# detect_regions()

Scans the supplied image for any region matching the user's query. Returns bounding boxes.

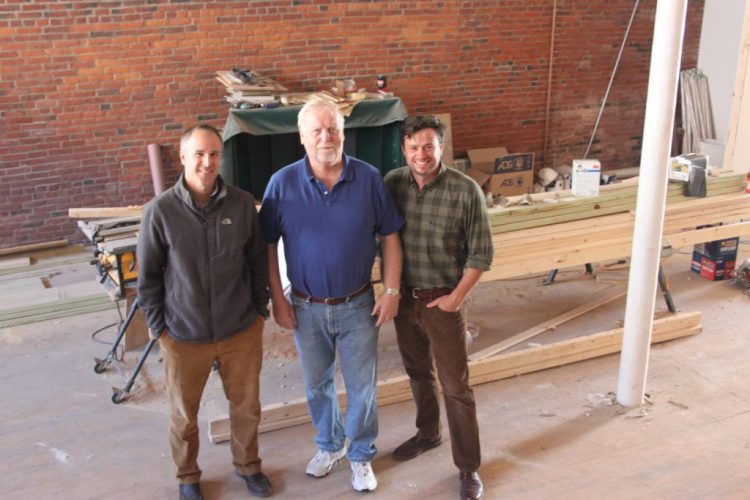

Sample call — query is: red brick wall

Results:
[0,0,704,247]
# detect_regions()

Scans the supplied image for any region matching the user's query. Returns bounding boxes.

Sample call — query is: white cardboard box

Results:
[571,159,601,196]
[669,153,707,182]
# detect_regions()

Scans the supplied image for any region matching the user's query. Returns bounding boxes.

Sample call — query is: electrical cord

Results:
[89,298,126,361]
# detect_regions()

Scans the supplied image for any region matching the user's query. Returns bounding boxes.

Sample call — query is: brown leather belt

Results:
[403,286,454,301]
[292,283,371,305]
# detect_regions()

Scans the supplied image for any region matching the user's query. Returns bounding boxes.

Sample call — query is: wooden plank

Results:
[68,207,143,219]
[208,311,701,443]
[97,224,141,239]
[0,256,31,271]
[0,239,69,257]
[723,0,750,169]
[665,220,750,248]
[468,288,627,361]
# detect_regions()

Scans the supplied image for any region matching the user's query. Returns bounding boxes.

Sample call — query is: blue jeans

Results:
[291,289,379,462]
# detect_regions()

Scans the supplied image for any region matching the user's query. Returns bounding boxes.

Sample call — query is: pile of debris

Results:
[216,68,288,109]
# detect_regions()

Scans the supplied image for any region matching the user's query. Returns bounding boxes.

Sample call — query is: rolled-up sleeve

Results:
[465,182,494,271]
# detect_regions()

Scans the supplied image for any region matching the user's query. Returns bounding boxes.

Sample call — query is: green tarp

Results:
[220,98,408,199]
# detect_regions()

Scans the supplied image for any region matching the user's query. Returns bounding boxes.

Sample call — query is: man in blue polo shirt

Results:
[259,98,403,493]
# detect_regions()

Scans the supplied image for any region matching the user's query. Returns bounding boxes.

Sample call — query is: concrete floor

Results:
[2,244,750,499]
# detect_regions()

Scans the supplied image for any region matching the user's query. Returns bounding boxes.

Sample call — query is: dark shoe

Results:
[392,434,443,461]
[459,471,484,500]
[236,471,273,498]
[179,482,203,500]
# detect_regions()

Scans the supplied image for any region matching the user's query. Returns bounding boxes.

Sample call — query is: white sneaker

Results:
[305,447,347,478]
[350,461,377,492]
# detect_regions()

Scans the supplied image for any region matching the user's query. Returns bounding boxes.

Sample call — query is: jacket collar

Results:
[174,173,227,210]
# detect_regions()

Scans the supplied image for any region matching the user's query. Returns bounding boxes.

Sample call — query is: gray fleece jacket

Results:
[136,174,269,343]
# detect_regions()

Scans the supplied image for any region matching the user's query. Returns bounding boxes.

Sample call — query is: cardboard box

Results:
[571,159,601,196]
[670,153,707,182]
[693,237,739,261]
[466,147,534,196]
[691,250,736,281]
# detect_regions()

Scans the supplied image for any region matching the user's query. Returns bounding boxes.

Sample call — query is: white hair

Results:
[297,98,344,131]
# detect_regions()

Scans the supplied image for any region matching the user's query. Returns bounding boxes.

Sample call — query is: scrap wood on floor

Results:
[0,239,69,257]
[207,310,702,443]
[468,286,627,361]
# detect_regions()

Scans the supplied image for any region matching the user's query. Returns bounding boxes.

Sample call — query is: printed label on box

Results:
[691,250,736,281]
[493,153,534,174]
[571,159,601,196]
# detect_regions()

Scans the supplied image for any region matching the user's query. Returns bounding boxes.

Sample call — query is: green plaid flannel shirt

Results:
[384,163,494,289]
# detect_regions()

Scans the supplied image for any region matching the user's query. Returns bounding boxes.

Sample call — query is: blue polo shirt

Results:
[260,154,404,298]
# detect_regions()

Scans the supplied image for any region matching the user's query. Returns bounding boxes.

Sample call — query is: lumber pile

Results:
[208,311,702,443]
[488,172,745,234]
[0,294,115,329]
[482,175,750,281]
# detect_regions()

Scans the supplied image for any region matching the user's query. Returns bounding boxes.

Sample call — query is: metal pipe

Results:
[147,143,166,196]
[542,0,558,168]
[617,0,688,407]
[584,0,640,160]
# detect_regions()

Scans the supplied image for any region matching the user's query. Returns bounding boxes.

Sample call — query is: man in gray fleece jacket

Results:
[137,124,271,500]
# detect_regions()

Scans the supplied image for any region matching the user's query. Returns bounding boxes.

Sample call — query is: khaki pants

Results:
[159,316,265,484]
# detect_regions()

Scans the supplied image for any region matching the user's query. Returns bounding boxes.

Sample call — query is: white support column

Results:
[617,0,688,407]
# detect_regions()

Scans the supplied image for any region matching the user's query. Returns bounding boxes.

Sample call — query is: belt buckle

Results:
[411,287,422,299]
[324,297,335,304]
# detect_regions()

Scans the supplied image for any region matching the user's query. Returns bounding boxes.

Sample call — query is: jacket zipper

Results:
[202,215,214,341]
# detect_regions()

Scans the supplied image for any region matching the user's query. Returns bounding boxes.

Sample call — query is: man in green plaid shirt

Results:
[384,115,493,500]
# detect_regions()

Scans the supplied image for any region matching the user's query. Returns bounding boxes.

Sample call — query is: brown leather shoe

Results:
[392,434,443,461]
[459,471,483,500]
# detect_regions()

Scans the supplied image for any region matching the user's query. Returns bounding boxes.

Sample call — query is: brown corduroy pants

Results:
[159,316,264,484]
[393,296,481,472]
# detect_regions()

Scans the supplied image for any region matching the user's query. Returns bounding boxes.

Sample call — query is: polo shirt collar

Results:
[302,153,354,183]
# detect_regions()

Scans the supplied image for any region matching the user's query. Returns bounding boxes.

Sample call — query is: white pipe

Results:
[616,0,688,407]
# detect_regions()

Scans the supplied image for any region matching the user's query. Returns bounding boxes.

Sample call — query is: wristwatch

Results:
[384,287,401,297]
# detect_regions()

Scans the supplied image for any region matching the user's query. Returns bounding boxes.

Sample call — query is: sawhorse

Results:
[542,264,677,313]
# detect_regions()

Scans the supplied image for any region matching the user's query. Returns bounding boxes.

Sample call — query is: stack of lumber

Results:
[75,216,140,247]
[489,173,745,234]
[0,294,115,328]
[483,175,750,281]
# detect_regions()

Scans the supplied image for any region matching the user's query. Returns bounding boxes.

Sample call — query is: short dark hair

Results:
[401,115,446,145]
[180,123,223,151]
